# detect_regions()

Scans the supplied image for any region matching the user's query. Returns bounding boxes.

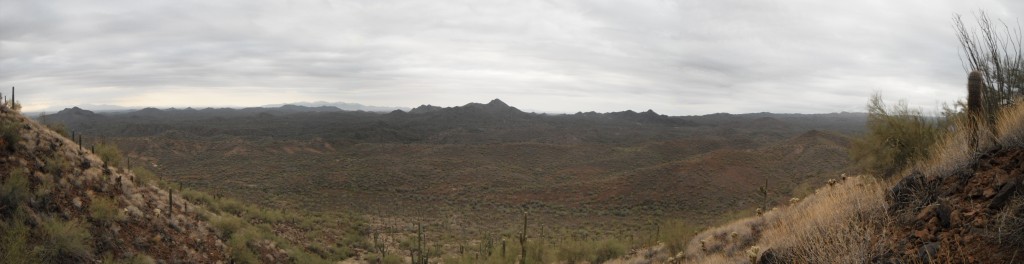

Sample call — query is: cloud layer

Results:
[1,0,1019,115]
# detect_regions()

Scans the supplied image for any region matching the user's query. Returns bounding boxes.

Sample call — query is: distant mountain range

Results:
[28,101,411,115]
[260,101,411,112]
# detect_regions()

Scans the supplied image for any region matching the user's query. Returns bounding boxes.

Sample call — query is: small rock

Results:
[918,242,940,262]
[950,211,962,227]
[988,181,1019,210]
[913,229,932,241]
[934,203,952,229]
[916,207,936,223]
[983,188,997,198]
[757,248,784,264]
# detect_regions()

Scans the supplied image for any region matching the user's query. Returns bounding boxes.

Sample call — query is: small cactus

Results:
[746,246,761,264]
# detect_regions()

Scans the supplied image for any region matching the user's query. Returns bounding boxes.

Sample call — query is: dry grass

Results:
[919,100,1024,177]
[994,100,1024,146]
[757,176,888,263]
[681,176,887,263]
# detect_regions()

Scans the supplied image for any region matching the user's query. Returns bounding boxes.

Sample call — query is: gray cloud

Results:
[0,0,1019,115]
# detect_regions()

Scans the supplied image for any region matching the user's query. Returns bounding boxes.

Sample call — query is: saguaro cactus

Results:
[519,210,528,264]
[968,70,985,148]
[968,70,984,116]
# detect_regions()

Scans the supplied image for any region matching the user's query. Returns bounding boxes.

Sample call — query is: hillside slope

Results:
[1,105,231,262]
[667,101,1024,263]
[1,104,362,262]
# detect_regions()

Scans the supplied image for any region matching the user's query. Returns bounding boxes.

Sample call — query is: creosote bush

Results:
[45,122,70,138]
[38,217,94,263]
[1,169,31,214]
[0,118,20,152]
[94,143,124,168]
[131,166,158,186]
[1,213,40,263]
[850,94,942,177]
[89,196,125,224]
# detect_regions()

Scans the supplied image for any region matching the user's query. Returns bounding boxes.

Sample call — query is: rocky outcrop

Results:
[885,147,1024,263]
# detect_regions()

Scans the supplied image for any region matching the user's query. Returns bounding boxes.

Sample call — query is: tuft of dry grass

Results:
[757,176,889,263]
[994,100,1024,146]
[681,176,887,264]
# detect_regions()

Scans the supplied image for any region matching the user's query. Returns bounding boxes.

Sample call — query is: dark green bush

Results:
[131,166,157,186]
[1,216,41,263]
[94,143,124,168]
[44,154,69,178]
[1,169,30,214]
[850,94,943,177]
[0,119,20,152]
[45,122,70,138]
[89,196,125,224]
[38,217,93,263]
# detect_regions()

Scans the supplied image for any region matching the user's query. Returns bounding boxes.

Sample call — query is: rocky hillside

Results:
[885,145,1023,262]
[1,103,231,262]
[664,102,1024,263]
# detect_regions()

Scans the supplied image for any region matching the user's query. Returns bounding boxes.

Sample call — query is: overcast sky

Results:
[1,0,1020,115]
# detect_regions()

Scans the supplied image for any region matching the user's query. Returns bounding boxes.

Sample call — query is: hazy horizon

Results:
[2,0,1020,115]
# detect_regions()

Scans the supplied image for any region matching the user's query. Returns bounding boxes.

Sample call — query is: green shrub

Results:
[1,217,41,263]
[44,154,69,178]
[0,119,20,152]
[850,94,943,177]
[215,198,246,216]
[89,196,125,224]
[1,169,31,213]
[212,214,246,240]
[658,219,701,254]
[38,217,94,263]
[244,207,285,224]
[226,227,259,264]
[181,188,215,207]
[94,143,124,168]
[45,122,70,138]
[131,166,157,186]
[100,253,156,264]
[288,249,332,264]
[553,238,627,263]
[381,254,404,264]
[556,241,592,263]
[592,239,627,263]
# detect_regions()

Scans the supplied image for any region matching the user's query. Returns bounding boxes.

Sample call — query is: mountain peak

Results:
[487,99,509,108]
[53,106,99,118]
[409,104,443,114]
